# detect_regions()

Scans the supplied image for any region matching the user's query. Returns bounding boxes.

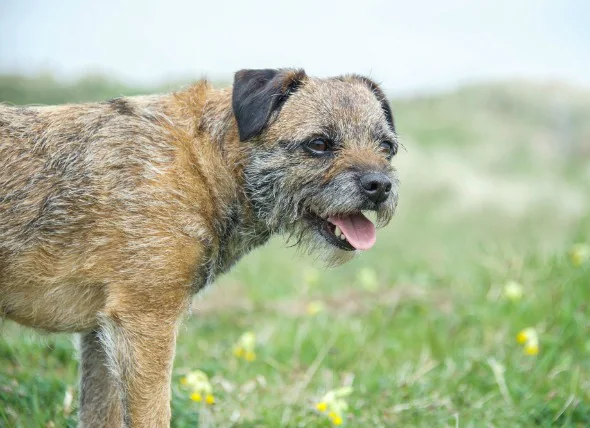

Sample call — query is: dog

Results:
[0,68,399,427]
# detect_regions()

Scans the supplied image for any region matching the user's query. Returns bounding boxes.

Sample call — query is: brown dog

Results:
[0,69,399,427]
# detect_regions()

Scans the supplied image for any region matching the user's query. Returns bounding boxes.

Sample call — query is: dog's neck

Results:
[171,83,271,284]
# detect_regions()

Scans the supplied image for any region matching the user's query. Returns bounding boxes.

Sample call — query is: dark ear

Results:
[232,68,307,141]
[342,75,395,132]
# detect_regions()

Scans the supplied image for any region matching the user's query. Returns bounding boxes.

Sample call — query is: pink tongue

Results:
[328,213,376,250]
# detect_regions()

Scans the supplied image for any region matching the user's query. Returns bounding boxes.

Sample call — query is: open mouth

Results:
[313,211,377,251]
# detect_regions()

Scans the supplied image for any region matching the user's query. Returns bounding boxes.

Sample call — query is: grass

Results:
[1,75,590,427]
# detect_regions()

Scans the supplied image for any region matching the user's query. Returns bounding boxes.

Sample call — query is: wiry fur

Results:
[244,76,399,265]
[0,69,399,427]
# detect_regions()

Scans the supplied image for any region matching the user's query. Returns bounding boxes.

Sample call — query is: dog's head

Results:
[233,68,399,265]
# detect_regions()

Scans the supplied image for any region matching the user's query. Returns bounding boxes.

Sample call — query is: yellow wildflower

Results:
[329,411,343,425]
[182,370,215,405]
[357,267,379,291]
[233,331,256,362]
[233,346,245,358]
[315,386,352,425]
[570,243,590,267]
[524,341,539,356]
[182,370,212,392]
[307,300,325,316]
[316,401,328,412]
[516,327,539,356]
[516,328,536,344]
[503,281,523,302]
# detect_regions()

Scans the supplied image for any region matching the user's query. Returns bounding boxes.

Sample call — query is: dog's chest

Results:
[190,206,270,292]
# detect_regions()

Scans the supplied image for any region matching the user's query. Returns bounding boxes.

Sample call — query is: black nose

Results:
[359,172,392,204]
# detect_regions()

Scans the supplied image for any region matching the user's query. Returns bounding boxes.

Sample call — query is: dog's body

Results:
[0,69,399,427]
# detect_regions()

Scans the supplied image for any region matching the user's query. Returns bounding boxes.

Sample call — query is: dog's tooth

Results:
[334,226,341,237]
[340,234,346,240]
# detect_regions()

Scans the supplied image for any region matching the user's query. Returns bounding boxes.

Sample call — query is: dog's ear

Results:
[232,68,307,141]
[340,75,395,133]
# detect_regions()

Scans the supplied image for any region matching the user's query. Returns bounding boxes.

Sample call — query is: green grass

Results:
[1,76,590,427]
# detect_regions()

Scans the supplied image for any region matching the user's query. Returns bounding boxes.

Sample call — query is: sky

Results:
[0,0,589,95]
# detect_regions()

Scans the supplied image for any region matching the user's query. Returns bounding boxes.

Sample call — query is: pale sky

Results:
[0,0,588,94]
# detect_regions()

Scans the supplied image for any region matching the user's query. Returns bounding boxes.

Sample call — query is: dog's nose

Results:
[360,172,392,204]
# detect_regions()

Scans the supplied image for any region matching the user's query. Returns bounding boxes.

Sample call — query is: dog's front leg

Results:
[79,329,124,427]
[97,299,186,428]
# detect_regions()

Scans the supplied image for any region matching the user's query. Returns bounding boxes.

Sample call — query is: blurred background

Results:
[1,1,589,426]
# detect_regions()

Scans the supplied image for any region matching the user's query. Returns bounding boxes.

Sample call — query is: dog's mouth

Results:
[308,211,377,251]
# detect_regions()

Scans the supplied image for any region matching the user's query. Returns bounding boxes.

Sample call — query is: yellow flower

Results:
[238,331,256,349]
[233,331,256,362]
[316,401,328,412]
[516,328,536,344]
[357,267,379,291]
[315,386,352,425]
[329,411,343,425]
[503,281,523,302]
[307,300,325,316]
[570,243,590,267]
[182,370,215,405]
[182,370,212,393]
[516,327,539,356]
[524,342,539,356]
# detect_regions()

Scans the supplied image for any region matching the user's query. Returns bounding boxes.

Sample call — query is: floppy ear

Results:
[341,75,395,132]
[232,68,307,141]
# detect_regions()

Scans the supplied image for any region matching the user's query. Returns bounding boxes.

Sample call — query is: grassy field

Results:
[1,75,590,427]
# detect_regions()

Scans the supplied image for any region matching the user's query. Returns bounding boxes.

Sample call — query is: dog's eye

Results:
[305,139,331,154]
[379,141,396,157]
